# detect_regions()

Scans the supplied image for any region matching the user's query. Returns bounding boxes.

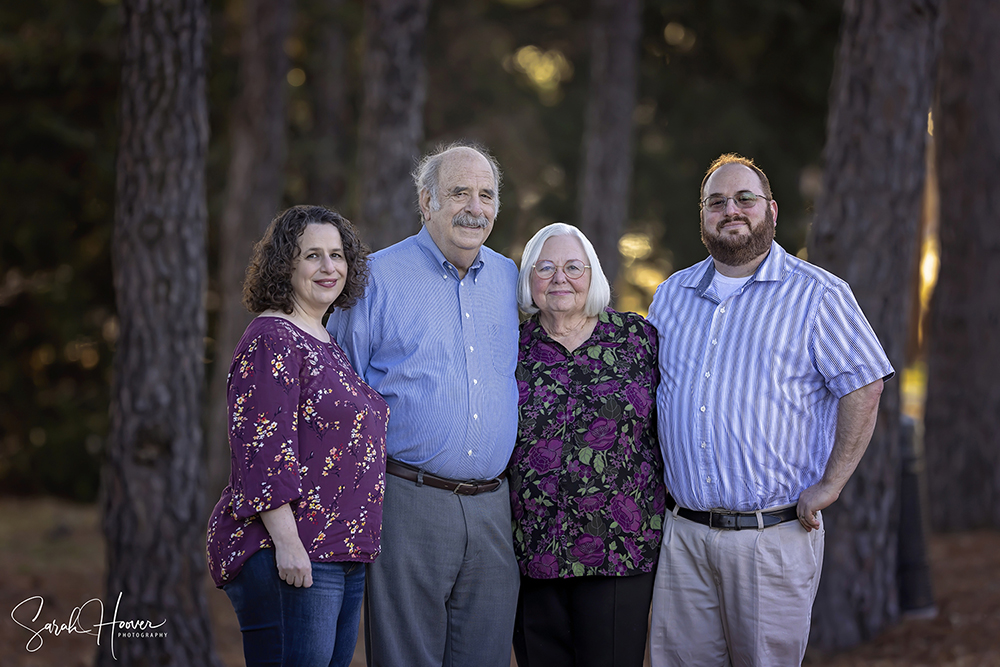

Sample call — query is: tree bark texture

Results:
[575,0,641,291]
[308,0,352,209]
[103,0,220,665]
[807,0,940,651]
[207,0,292,497]
[357,0,431,250]
[924,0,1000,531]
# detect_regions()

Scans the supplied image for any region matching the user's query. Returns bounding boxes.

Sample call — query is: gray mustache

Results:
[453,212,489,229]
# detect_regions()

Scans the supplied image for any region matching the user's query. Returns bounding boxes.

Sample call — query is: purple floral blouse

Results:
[509,308,666,579]
[206,317,388,587]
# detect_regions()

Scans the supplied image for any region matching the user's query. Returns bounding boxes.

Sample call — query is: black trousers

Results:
[512,571,655,667]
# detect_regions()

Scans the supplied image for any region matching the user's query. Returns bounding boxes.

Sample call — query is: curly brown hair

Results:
[242,205,371,314]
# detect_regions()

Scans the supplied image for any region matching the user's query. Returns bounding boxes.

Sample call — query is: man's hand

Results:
[796,482,839,532]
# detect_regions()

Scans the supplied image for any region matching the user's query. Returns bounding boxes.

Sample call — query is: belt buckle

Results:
[452,481,476,495]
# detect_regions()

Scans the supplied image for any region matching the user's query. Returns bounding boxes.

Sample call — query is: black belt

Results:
[666,493,798,530]
[385,458,505,496]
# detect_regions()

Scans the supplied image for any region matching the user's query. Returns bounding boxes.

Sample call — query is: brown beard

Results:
[700,206,775,268]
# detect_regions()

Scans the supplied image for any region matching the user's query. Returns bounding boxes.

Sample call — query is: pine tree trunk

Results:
[924,0,1000,531]
[576,0,641,291]
[807,0,940,651]
[102,0,220,664]
[357,0,431,250]
[308,0,352,209]
[206,0,292,497]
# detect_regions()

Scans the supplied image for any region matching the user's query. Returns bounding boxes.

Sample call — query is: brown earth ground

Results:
[2,497,998,667]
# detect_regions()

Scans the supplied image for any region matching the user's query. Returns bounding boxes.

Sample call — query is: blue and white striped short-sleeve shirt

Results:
[327,226,520,480]
[646,242,893,512]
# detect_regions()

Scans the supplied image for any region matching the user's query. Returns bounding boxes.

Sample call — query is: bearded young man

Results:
[645,154,894,666]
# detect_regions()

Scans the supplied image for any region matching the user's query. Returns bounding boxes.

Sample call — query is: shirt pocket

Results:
[490,322,518,378]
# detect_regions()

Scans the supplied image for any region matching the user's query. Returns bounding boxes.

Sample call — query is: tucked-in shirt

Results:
[327,226,519,480]
[206,317,389,587]
[509,309,666,579]
[646,241,894,513]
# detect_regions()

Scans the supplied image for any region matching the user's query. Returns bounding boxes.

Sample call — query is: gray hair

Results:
[517,222,611,317]
[413,142,502,216]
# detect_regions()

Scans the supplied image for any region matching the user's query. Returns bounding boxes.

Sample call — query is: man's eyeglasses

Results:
[533,260,590,280]
[701,191,769,212]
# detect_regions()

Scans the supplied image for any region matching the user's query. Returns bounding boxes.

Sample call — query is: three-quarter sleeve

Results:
[227,332,304,520]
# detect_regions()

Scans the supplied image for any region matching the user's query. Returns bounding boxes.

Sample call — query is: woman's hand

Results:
[259,503,313,588]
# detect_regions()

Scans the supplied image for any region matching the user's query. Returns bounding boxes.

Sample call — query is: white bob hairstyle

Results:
[517,222,612,317]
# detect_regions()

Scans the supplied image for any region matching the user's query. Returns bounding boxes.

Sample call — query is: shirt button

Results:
[706,476,712,483]
[720,307,726,313]
[473,379,478,385]
[468,449,473,456]
[704,371,710,378]
[473,414,478,420]
[701,442,707,448]
[469,346,474,352]
[465,313,470,318]
[700,406,706,412]
[711,339,718,345]
[460,281,464,287]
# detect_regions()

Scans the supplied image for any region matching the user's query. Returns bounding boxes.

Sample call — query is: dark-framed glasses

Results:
[533,260,590,280]
[701,191,769,212]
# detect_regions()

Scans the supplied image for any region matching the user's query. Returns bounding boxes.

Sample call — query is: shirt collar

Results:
[684,241,787,298]
[415,225,486,279]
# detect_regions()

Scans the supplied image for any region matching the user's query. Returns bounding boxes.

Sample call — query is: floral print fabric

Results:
[509,308,666,579]
[206,317,388,587]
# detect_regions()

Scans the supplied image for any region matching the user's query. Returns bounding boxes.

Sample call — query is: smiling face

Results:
[700,163,778,271]
[419,147,497,274]
[289,223,348,317]
[530,235,591,319]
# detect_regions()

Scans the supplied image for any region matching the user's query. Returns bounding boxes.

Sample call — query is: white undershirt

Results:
[712,272,751,302]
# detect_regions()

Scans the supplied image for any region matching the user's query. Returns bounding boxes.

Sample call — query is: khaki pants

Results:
[650,508,824,667]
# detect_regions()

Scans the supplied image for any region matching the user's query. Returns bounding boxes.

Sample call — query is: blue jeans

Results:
[224,548,365,667]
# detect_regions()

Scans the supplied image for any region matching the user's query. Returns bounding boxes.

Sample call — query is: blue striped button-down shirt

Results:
[327,226,520,480]
[646,242,894,512]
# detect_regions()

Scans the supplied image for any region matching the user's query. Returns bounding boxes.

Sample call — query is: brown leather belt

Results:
[666,493,799,530]
[385,458,505,496]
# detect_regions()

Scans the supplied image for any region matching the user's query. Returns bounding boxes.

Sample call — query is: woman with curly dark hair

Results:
[206,205,388,667]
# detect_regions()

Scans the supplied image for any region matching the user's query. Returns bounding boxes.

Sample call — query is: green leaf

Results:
[578,447,593,465]
[572,562,585,577]
[651,514,662,530]
[593,453,605,474]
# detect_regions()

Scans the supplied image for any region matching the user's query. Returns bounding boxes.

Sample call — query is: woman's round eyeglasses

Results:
[532,261,590,280]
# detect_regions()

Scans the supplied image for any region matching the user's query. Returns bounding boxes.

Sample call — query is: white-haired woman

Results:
[508,222,666,666]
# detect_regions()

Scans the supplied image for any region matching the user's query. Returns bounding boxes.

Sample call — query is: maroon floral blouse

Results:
[206,317,389,587]
[509,308,666,579]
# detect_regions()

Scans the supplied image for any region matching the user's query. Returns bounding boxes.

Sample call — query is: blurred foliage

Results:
[0,1,119,500]
[1,0,841,500]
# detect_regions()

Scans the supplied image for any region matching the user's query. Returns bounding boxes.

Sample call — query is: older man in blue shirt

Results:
[328,143,519,667]
[646,154,893,666]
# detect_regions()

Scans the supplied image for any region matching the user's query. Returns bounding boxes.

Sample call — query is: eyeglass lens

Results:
[704,192,762,211]
[535,261,587,279]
